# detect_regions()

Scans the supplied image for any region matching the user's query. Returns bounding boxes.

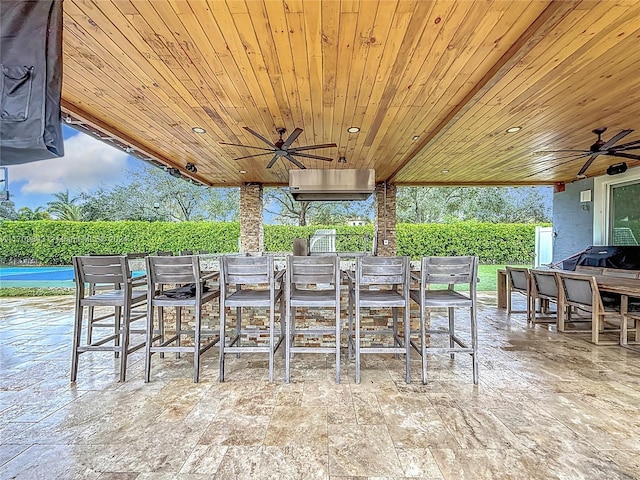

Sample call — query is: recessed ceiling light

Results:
[412,135,420,141]
[239,170,247,174]
[338,156,347,163]
[192,127,206,134]
[506,126,522,133]
[347,127,360,133]
[441,169,449,174]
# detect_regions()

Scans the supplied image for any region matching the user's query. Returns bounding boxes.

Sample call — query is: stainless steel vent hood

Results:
[289,169,375,201]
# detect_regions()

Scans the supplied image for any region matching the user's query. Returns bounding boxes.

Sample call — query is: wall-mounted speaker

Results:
[606,162,627,175]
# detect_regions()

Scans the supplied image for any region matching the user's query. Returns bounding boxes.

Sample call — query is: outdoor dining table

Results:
[557,271,640,346]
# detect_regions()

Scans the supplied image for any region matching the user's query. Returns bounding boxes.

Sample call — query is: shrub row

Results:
[0,221,543,265]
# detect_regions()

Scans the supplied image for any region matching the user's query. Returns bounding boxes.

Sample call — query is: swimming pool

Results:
[0,266,76,288]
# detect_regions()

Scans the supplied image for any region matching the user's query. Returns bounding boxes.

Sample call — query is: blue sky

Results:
[7,126,140,209]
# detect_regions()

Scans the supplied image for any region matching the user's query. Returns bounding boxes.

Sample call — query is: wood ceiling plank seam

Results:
[121,1,202,105]
[389,0,461,110]
[331,11,360,166]
[200,1,278,144]
[63,21,242,185]
[163,1,248,130]
[338,0,378,164]
[302,0,325,143]
[80,0,228,139]
[376,4,507,166]
[286,12,315,145]
[321,1,340,146]
[187,2,258,123]
[240,3,293,129]
[212,2,282,129]
[385,1,442,109]
[263,1,305,129]
[388,0,582,182]
[410,1,491,109]
[360,5,427,147]
[341,0,360,14]
[62,14,231,154]
[451,45,640,161]
[413,3,619,153]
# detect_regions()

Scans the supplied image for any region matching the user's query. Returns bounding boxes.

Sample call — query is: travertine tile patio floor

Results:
[1,293,639,479]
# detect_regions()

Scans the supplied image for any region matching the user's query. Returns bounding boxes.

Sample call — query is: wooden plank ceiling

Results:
[61,0,640,187]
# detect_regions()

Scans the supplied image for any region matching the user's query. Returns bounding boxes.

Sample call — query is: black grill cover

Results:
[563,246,640,271]
[0,0,64,164]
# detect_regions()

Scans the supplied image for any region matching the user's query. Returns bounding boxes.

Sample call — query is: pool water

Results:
[0,266,144,288]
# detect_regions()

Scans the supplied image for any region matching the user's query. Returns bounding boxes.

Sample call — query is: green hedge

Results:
[0,220,543,265]
[0,221,239,264]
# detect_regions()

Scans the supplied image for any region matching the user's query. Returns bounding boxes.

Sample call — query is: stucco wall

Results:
[552,178,594,263]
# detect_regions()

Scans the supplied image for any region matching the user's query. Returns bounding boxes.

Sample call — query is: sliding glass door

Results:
[610,181,640,245]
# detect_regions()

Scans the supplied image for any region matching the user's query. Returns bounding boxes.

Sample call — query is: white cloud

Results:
[8,132,129,194]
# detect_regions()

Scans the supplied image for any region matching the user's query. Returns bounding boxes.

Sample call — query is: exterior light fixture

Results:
[192,127,206,134]
[125,146,133,153]
[347,127,360,133]
[167,167,181,178]
[338,156,347,163]
[441,169,449,174]
[239,170,247,174]
[606,162,627,175]
[412,135,420,141]
[506,126,522,133]
[185,162,197,173]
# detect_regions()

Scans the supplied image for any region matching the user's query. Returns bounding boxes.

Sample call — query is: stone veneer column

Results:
[374,182,397,256]
[239,183,263,253]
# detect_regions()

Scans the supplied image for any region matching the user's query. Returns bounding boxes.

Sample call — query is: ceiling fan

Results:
[539,127,640,177]
[220,127,337,170]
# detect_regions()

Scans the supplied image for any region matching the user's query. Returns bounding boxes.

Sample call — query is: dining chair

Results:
[529,269,560,325]
[557,271,622,345]
[347,256,411,384]
[71,255,148,383]
[410,256,479,384]
[219,255,284,382]
[285,255,341,383]
[505,266,532,321]
[144,255,220,382]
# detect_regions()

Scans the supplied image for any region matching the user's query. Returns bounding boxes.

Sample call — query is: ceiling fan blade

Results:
[608,152,640,161]
[599,129,633,150]
[290,152,334,162]
[220,142,273,151]
[285,154,307,170]
[526,155,594,178]
[577,153,599,176]
[610,139,640,150]
[266,154,280,169]
[243,126,276,147]
[289,143,337,152]
[282,128,303,149]
[233,152,272,161]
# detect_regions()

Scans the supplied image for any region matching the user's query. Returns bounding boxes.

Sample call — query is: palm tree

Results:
[47,190,82,221]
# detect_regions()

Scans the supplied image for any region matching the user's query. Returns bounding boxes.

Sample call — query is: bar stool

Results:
[285,255,341,383]
[347,256,411,384]
[410,256,479,384]
[219,255,284,382]
[144,255,220,382]
[71,255,148,383]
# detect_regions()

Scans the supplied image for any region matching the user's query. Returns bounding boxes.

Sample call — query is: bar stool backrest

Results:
[288,255,339,286]
[221,255,273,286]
[357,256,408,286]
[73,255,129,290]
[421,256,478,292]
[146,255,200,286]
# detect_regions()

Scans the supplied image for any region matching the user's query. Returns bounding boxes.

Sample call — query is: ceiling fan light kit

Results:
[220,127,337,170]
